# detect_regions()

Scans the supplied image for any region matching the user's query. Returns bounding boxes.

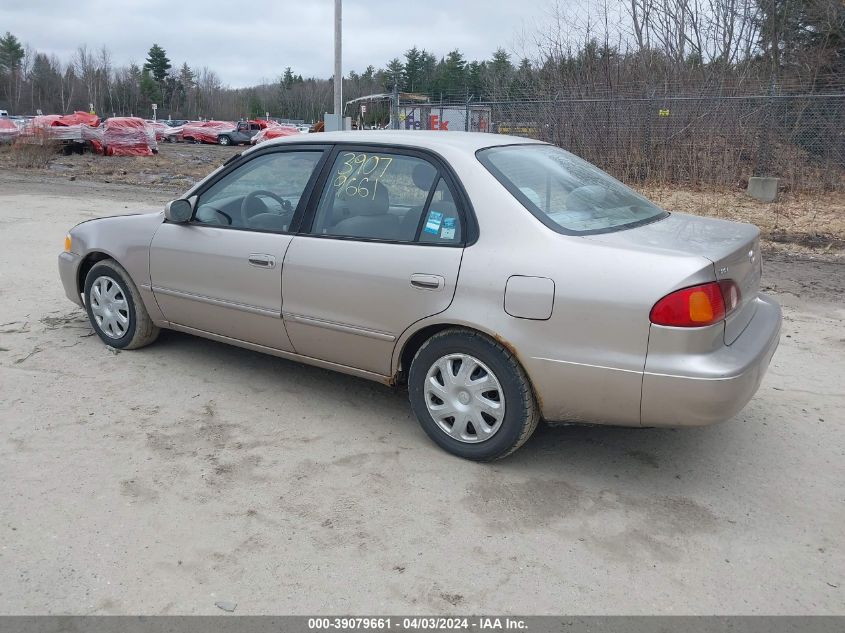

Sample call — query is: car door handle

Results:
[410,274,445,291]
[248,254,276,269]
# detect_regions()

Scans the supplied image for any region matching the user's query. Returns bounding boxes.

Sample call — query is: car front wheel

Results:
[218,135,231,146]
[408,328,539,461]
[83,259,159,350]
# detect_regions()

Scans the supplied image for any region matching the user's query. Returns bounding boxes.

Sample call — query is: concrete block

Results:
[323,113,343,132]
[747,177,779,202]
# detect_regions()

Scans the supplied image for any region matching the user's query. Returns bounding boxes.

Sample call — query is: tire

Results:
[408,328,539,461]
[83,259,159,350]
[217,135,231,146]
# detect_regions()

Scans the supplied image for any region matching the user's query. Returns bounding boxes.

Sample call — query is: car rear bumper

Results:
[58,251,84,307]
[641,293,781,427]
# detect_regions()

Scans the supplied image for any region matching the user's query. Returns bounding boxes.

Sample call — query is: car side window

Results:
[194,151,322,232]
[310,150,440,242]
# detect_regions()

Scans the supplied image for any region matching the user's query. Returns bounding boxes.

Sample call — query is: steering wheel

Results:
[240,190,292,226]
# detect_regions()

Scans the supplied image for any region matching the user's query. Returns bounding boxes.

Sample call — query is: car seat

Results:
[332,181,400,239]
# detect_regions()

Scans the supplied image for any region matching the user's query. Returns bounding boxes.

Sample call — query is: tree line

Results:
[0,0,841,122]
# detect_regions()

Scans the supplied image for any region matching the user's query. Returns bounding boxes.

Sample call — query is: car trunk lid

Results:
[585,213,761,344]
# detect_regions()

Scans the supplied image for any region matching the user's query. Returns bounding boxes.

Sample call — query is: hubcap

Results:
[89,276,130,339]
[424,353,505,443]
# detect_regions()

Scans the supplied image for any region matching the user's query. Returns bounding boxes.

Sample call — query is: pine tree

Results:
[757,0,844,84]
[282,67,295,89]
[143,44,171,83]
[0,31,24,72]
[178,62,194,88]
[384,58,405,91]
[0,31,25,106]
[441,50,467,97]
[404,46,423,92]
[247,92,263,119]
[140,68,161,108]
[419,51,437,94]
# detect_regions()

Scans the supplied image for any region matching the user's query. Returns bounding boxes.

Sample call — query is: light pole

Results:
[333,0,342,121]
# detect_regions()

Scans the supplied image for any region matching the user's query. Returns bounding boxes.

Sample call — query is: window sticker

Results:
[424,210,443,235]
[440,217,456,240]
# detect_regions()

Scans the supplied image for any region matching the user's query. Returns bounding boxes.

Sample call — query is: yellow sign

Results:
[658,109,670,117]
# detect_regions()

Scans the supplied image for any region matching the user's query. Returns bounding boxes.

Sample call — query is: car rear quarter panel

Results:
[394,151,716,426]
[69,211,166,323]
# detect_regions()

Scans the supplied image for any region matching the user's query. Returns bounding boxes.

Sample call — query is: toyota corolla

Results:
[58,131,781,460]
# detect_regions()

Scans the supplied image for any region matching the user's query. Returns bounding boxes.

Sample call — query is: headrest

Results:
[347,181,389,216]
[411,162,436,191]
[567,185,607,211]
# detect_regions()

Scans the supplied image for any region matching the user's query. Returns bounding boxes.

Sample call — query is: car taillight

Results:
[650,281,740,327]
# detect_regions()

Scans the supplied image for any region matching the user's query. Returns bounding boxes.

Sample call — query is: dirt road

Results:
[0,172,843,615]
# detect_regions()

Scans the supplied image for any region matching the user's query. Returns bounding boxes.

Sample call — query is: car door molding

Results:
[151,285,280,318]
[282,312,396,342]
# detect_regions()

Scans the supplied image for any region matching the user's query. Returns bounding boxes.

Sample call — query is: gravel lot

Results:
[0,169,843,615]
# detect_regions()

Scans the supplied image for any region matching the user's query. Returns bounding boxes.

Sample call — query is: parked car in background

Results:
[251,125,301,145]
[0,117,18,142]
[181,120,262,146]
[57,131,781,460]
[144,120,172,143]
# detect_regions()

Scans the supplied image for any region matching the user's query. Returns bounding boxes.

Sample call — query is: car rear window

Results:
[477,144,667,235]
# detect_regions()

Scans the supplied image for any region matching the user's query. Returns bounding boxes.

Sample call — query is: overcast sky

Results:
[0,0,556,87]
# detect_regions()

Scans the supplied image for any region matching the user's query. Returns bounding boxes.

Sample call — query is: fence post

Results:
[390,81,399,130]
[748,78,780,202]
[465,92,470,132]
[754,78,777,177]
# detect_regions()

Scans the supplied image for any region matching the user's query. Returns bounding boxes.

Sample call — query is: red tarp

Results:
[58,111,101,127]
[31,111,101,128]
[104,117,157,156]
[19,112,102,143]
[30,114,64,128]
[251,125,300,145]
[181,120,235,144]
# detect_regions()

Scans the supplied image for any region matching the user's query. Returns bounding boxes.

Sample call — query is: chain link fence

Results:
[399,91,845,192]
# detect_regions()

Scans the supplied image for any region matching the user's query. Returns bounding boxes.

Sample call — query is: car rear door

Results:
[149,146,328,351]
[281,145,469,376]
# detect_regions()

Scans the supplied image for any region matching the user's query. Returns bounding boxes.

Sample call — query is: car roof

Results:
[254,130,544,154]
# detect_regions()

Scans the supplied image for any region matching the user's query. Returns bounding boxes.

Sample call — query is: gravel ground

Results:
[0,171,843,615]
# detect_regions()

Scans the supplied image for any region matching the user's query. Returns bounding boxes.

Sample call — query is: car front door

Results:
[149,147,327,350]
[281,146,468,376]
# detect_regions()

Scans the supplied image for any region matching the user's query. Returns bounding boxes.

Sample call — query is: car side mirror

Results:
[165,199,193,223]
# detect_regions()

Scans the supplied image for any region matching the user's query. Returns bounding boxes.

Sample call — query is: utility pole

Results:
[333,0,342,120]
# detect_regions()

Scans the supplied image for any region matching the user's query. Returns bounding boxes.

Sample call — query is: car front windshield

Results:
[478,144,667,234]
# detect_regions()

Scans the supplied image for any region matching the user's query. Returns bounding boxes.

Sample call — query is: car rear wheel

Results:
[408,328,539,461]
[83,259,159,350]
[217,135,231,146]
